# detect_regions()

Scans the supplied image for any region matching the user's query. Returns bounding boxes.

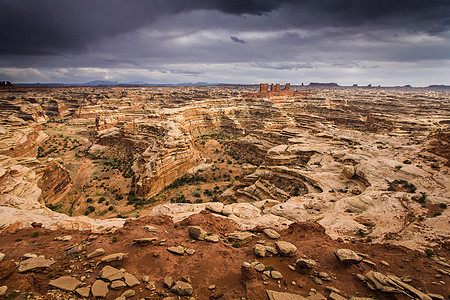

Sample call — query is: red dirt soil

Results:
[0,211,448,299]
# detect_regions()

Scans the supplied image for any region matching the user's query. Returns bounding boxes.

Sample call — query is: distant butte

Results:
[246,82,304,97]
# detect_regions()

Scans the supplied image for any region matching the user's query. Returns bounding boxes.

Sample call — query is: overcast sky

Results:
[1,0,449,86]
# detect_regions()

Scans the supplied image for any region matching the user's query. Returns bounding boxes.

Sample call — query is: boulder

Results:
[334,249,362,263]
[254,244,267,257]
[49,276,82,291]
[0,253,5,262]
[171,281,193,296]
[275,241,297,256]
[227,231,254,244]
[188,226,207,240]
[295,258,316,270]
[241,262,258,280]
[163,276,174,289]
[18,256,54,273]
[91,280,109,298]
[271,271,283,279]
[146,281,156,291]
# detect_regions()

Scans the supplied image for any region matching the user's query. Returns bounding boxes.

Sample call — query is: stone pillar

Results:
[275,83,280,91]
[260,83,268,92]
[270,84,275,91]
[285,83,290,90]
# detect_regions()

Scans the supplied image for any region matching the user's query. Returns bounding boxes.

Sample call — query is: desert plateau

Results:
[0,84,448,299]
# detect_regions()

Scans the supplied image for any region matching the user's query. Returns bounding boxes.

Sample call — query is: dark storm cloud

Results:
[231,36,246,44]
[1,0,449,56]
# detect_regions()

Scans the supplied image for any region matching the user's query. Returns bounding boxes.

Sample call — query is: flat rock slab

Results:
[75,287,90,297]
[92,280,109,298]
[18,257,54,273]
[144,225,158,232]
[133,237,158,244]
[49,276,82,291]
[267,290,307,300]
[334,249,362,263]
[87,248,105,259]
[167,246,185,255]
[99,265,124,281]
[101,252,127,263]
[123,273,140,287]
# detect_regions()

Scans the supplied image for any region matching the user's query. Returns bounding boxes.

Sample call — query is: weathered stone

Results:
[266,290,307,300]
[325,286,342,295]
[318,272,331,281]
[87,248,105,259]
[188,226,207,240]
[99,265,123,281]
[18,256,54,273]
[66,244,84,255]
[121,289,135,298]
[275,241,297,256]
[308,293,327,300]
[101,252,127,263]
[241,263,258,280]
[263,228,281,239]
[205,234,220,243]
[329,292,347,300]
[227,231,254,244]
[163,276,174,289]
[295,258,316,270]
[171,281,193,296]
[0,286,7,296]
[362,259,376,268]
[271,271,283,279]
[428,293,444,300]
[111,280,127,289]
[167,246,185,255]
[0,261,15,280]
[54,235,72,241]
[386,275,432,300]
[313,277,323,285]
[254,263,265,272]
[75,287,90,297]
[146,281,156,291]
[254,244,267,257]
[185,248,196,255]
[205,202,224,214]
[144,225,158,232]
[380,260,390,267]
[0,253,4,262]
[92,280,109,298]
[334,249,362,263]
[123,273,140,287]
[133,237,158,244]
[49,276,82,291]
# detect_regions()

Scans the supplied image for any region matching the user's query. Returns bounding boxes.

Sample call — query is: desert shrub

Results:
[115,194,124,200]
[439,203,447,209]
[403,159,412,164]
[86,198,93,203]
[31,231,39,238]
[84,206,95,215]
[425,248,434,258]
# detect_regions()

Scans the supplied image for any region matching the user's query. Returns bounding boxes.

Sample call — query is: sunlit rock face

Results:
[0,86,448,250]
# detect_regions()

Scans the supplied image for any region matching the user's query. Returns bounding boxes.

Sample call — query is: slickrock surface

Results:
[0,86,448,299]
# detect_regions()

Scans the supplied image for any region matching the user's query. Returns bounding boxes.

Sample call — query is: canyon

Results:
[0,85,448,299]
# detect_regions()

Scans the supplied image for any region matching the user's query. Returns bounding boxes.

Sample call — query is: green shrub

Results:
[31,231,39,238]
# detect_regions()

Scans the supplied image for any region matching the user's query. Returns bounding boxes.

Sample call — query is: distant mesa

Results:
[308,82,339,88]
[0,81,13,87]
